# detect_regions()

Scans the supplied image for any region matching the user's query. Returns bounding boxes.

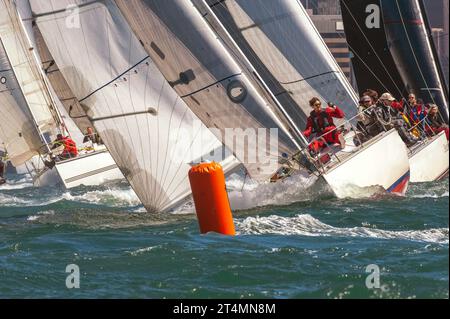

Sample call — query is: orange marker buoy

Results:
[188,162,235,236]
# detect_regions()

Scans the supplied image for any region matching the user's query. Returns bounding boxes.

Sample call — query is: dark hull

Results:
[381,0,449,122]
[340,0,407,99]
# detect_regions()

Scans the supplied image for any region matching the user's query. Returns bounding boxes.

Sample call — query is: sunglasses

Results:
[314,103,321,106]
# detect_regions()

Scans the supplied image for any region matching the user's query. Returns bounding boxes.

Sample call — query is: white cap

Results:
[380,92,395,101]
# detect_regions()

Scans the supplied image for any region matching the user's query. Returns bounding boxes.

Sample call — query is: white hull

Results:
[322,129,410,197]
[34,150,123,189]
[409,131,449,183]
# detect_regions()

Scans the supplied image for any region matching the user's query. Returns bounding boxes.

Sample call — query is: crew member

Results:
[303,97,346,154]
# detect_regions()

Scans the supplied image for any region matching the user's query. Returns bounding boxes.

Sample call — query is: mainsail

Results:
[114,0,304,180]
[199,0,359,129]
[0,38,41,166]
[340,0,408,99]
[30,0,239,212]
[381,0,449,122]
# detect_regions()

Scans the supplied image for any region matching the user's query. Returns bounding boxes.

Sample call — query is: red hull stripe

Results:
[387,171,410,194]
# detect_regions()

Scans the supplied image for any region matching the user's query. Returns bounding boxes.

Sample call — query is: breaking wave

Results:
[410,192,449,199]
[226,172,323,210]
[0,176,33,190]
[0,193,32,206]
[61,188,141,207]
[237,214,449,244]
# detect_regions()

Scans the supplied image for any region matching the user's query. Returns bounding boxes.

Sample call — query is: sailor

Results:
[362,89,379,105]
[357,95,377,137]
[376,93,419,146]
[407,93,427,126]
[83,127,103,145]
[303,97,346,154]
[51,133,78,160]
[425,104,449,140]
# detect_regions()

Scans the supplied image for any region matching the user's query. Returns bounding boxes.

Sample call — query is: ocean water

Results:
[0,173,448,299]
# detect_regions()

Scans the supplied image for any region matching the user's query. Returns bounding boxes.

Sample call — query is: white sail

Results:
[33,25,93,136]
[0,0,59,137]
[115,0,305,181]
[0,39,41,166]
[30,0,239,212]
[16,0,91,141]
[199,0,359,129]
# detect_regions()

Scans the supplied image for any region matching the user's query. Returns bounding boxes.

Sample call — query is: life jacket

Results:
[310,110,333,135]
[409,104,425,124]
[401,113,421,138]
[61,137,78,156]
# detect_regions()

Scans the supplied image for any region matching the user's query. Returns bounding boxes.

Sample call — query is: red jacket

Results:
[391,100,404,112]
[303,106,345,137]
[56,136,78,157]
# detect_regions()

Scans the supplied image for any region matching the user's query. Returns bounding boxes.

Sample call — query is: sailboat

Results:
[114,0,411,196]
[29,0,240,213]
[340,0,449,183]
[1,0,124,189]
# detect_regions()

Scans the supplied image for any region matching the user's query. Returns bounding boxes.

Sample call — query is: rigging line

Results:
[279,70,341,85]
[294,0,359,103]
[340,0,405,98]
[393,0,437,106]
[330,7,403,99]
[214,0,345,122]
[201,0,308,149]
[79,56,150,103]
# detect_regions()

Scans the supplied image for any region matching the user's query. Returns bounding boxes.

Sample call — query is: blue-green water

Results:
[0,174,448,298]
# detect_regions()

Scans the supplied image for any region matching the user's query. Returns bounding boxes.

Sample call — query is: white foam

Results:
[226,172,321,211]
[0,176,33,190]
[237,214,449,244]
[410,191,449,199]
[27,210,55,221]
[61,188,141,207]
[127,245,163,256]
[0,193,32,206]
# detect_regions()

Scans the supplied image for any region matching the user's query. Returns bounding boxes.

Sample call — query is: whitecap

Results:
[236,214,449,244]
[61,188,140,207]
[226,172,322,211]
